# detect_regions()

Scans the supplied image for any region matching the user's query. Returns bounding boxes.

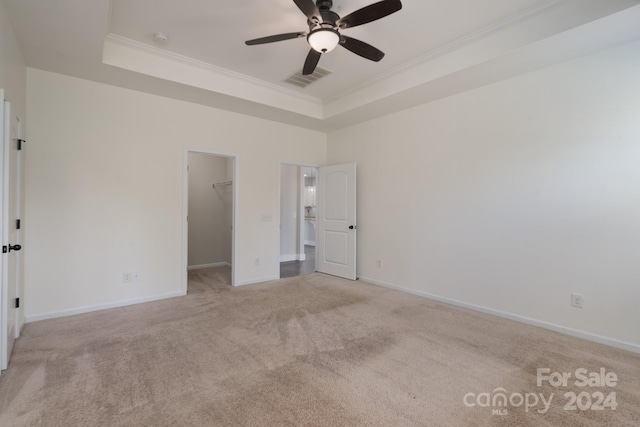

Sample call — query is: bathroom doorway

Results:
[279,164,317,278]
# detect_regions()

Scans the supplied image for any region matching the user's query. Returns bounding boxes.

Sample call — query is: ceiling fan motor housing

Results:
[308,0,339,28]
[319,10,339,26]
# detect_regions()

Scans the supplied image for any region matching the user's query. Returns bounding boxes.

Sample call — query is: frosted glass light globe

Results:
[308,29,340,53]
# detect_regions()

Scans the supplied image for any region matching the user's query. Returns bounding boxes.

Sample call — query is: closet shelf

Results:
[212,180,233,188]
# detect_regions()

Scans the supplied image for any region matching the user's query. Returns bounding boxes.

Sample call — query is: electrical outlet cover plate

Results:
[571,293,584,308]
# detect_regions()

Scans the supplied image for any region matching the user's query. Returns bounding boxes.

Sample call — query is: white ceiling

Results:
[4,0,640,131]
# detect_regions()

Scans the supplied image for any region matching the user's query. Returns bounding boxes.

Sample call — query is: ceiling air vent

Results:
[284,67,331,88]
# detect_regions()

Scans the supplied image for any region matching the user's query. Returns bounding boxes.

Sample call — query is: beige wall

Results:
[25,69,326,319]
[0,1,26,118]
[327,40,640,349]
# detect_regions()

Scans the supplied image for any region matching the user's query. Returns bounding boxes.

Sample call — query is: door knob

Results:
[349,225,357,230]
[8,244,21,252]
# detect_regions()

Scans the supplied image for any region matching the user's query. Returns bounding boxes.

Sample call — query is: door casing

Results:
[1,94,24,371]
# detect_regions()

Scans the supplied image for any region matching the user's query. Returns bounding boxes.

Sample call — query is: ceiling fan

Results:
[245,0,402,75]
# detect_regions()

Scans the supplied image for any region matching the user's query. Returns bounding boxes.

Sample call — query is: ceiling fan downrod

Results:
[316,0,333,11]
[313,0,339,27]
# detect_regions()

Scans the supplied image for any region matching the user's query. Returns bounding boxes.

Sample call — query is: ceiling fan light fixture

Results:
[307,28,340,53]
[245,0,403,75]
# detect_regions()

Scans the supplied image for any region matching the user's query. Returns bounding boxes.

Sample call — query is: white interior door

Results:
[11,114,23,341]
[317,163,357,280]
[1,97,22,371]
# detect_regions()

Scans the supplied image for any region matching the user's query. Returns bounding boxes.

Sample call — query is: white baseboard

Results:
[360,276,640,355]
[235,276,279,287]
[25,291,186,323]
[280,254,306,262]
[187,262,231,271]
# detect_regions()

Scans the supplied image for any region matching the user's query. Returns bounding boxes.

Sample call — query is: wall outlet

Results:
[123,272,141,283]
[377,259,383,268]
[571,293,584,308]
[261,213,272,222]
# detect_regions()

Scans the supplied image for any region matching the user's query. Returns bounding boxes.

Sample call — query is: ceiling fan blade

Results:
[293,0,321,21]
[245,32,306,45]
[337,0,402,29]
[340,36,385,62]
[303,49,322,75]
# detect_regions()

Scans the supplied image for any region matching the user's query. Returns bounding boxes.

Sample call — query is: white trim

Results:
[14,114,23,340]
[360,276,640,355]
[235,276,279,287]
[0,91,7,371]
[104,34,322,107]
[187,262,231,271]
[280,254,306,262]
[25,291,185,323]
[104,37,323,120]
[105,1,560,110]
[298,169,305,268]
[323,0,562,104]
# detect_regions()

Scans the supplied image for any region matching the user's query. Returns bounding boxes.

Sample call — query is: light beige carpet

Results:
[0,270,638,426]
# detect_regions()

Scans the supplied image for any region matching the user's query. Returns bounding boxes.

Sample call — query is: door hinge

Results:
[17,139,25,150]
[2,246,6,254]
[16,219,21,230]
[15,298,20,309]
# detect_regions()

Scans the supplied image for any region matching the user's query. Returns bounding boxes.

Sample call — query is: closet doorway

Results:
[279,164,317,278]
[184,151,236,293]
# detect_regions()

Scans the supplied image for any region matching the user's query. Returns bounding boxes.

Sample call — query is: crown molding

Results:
[324,0,562,104]
[100,0,639,129]
[104,0,560,115]
[104,33,322,104]
[104,33,323,110]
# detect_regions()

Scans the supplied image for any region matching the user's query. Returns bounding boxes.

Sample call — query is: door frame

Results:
[182,148,238,291]
[1,93,24,371]
[12,115,23,339]
[277,162,319,279]
[0,90,5,372]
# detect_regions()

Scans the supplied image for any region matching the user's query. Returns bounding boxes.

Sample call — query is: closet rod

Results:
[212,180,233,188]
